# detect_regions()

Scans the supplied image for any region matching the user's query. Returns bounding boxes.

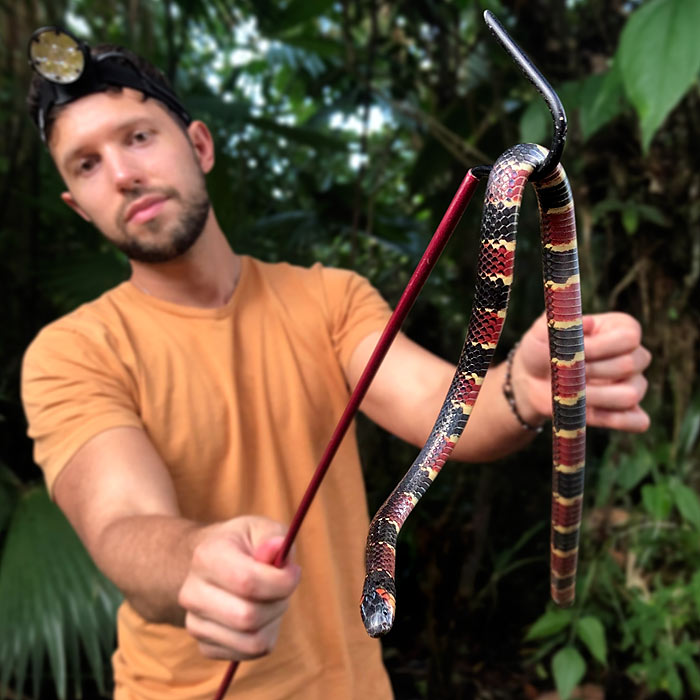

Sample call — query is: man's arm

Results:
[53,426,300,661]
[347,311,651,462]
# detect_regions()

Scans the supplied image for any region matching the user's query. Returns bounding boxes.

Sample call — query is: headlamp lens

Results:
[29,27,85,84]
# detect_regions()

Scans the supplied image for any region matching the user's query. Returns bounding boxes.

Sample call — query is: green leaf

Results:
[616,448,654,490]
[524,607,574,640]
[579,65,626,141]
[666,664,684,699]
[595,444,619,507]
[519,98,550,146]
[278,35,344,60]
[668,478,700,530]
[690,571,700,617]
[556,79,586,116]
[268,0,336,34]
[185,96,251,125]
[552,646,586,700]
[622,207,639,234]
[678,647,700,692]
[633,203,671,228]
[493,521,544,571]
[0,486,121,699]
[0,462,20,533]
[641,482,673,520]
[250,117,347,151]
[677,393,700,462]
[479,0,506,13]
[617,0,700,151]
[575,616,608,665]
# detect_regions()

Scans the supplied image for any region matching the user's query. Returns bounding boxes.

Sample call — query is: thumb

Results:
[252,535,285,566]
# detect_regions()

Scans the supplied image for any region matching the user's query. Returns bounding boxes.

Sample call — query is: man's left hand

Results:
[514,311,652,433]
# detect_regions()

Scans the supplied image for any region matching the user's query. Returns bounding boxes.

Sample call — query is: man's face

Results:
[50,88,211,263]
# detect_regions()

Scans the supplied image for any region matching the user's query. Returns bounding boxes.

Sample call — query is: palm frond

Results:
[0,486,122,700]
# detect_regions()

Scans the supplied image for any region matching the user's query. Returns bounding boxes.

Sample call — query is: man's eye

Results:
[77,159,95,174]
[132,130,151,143]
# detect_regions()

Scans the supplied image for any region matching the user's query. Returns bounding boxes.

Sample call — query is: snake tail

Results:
[360,144,586,637]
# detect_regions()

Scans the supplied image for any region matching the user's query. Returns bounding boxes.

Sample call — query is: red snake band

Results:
[360,143,585,638]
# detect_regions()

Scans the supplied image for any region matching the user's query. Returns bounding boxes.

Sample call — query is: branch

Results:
[380,94,492,166]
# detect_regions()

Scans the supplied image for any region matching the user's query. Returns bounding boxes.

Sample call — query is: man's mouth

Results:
[125,195,168,225]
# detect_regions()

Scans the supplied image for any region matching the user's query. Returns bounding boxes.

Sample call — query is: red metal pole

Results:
[213,168,483,699]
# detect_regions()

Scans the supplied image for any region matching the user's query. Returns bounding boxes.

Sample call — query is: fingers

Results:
[587,404,651,433]
[182,578,291,660]
[178,517,301,662]
[585,345,652,381]
[581,313,651,434]
[528,312,650,369]
[582,312,644,362]
[587,373,648,410]
[585,372,650,433]
[187,617,283,661]
[519,311,652,434]
[199,537,296,602]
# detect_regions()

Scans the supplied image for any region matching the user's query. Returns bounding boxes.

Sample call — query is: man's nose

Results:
[106,148,144,191]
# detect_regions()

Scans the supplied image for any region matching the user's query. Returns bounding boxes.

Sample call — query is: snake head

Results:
[360,584,396,638]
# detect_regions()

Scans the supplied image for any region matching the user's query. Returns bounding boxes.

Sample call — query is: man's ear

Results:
[61,191,92,222]
[186,120,215,174]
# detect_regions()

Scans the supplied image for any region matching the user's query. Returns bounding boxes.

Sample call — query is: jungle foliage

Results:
[0,0,699,698]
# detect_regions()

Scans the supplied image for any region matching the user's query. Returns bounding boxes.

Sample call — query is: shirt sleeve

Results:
[21,321,143,496]
[317,265,394,373]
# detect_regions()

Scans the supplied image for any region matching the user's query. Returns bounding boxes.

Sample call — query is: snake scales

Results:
[360,143,586,637]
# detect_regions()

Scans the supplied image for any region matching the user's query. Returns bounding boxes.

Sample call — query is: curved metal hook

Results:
[483,10,567,179]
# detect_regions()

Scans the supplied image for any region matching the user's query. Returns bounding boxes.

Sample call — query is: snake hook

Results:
[482,10,567,180]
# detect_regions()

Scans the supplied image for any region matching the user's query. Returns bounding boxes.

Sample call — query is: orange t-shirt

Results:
[22,256,394,700]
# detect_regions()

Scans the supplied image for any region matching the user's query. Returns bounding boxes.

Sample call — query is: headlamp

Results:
[28,26,192,143]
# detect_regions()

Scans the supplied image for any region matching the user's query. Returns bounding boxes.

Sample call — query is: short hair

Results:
[27,42,187,144]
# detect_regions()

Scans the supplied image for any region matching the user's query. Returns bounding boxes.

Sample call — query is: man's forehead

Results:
[51,88,169,158]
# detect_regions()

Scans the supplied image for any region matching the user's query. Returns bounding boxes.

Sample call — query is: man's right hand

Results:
[178,516,301,661]
[53,427,301,663]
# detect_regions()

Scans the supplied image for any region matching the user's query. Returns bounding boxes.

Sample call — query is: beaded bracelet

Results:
[502,342,545,433]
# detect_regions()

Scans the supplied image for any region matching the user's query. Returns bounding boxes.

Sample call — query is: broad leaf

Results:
[618,0,700,151]
[641,483,673,521]
[677,643,700,692]
[668,478,700,530]
[0,486,121,700]
[616,447,654,490]
[0,462,20,534]
[575,615,607,665]
[677,393,700,463]
[691,571,700,618]
[250,117,347,151]
[519,98,549,147]
[552,646,586,700]
[666,664,684,700]
[524,607,573,641]
[277,35,344,60]
[518,79,581,149]
[579,64,626,141]
[267,0,336,34]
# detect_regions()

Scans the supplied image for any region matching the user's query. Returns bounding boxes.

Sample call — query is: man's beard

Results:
[114,181,211,264]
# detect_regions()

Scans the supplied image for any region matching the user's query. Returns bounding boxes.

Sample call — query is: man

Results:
[22,33,651,700]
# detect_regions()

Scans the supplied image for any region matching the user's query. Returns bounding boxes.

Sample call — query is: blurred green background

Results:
[1,0,699,698]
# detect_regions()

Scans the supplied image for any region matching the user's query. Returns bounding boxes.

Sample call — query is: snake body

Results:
[360,144,586,637]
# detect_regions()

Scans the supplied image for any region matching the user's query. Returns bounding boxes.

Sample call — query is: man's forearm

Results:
[92,514,204,625]
[450,359,542,463]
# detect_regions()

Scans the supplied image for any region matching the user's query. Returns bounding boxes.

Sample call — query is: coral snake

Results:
[214,11,583,696]
[360,143,586,637]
